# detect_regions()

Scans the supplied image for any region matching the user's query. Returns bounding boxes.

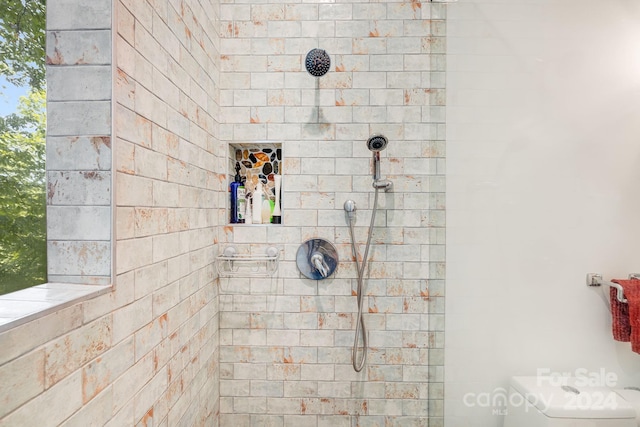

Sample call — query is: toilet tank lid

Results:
[510,376,637,419]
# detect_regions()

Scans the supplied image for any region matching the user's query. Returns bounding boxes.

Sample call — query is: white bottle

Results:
[252,182,263,224]
[244,194,253,224]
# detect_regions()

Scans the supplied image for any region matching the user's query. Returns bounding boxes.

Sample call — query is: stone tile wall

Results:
[218,2,446,426]
[0,0,222,425]
[0,1,445,426]
[46,0,113,284]
[112,0,222,424]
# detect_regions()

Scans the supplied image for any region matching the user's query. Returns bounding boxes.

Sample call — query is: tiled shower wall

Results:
[0,0,222,425]
[0,0,444,425]
[114,0,222,425]
[46,0,113,285]
[218,2,446,426]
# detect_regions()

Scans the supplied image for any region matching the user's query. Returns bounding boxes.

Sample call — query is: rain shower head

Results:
[305,49,331,77]
[367,134,388,152]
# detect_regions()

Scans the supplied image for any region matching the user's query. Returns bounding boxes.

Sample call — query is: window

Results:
[0,0,47,294]
[0,0,112,330]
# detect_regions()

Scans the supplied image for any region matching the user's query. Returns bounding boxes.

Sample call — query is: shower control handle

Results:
[296,238,339,280]
[311,252,329,278]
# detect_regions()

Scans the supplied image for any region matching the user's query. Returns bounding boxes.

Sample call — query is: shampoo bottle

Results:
[236,181,246,223]
[252,181,263,224]
[230,163,245,223]
[244,194,253,224]
[272,174,282,224]
[262,198,272,224]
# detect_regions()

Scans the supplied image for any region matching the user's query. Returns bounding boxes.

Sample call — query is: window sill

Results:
[0,283,111,333]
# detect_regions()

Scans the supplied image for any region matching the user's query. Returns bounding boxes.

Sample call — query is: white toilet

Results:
[504,376,640,427]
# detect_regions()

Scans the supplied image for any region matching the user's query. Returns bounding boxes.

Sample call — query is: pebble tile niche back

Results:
[228,143,283,225]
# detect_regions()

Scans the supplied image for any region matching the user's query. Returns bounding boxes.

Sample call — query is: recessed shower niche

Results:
[227,142,283,225]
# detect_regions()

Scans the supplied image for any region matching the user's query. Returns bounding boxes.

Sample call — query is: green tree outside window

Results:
[0,0,47,294]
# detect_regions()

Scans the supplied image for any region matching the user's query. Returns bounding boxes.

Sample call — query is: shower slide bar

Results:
[586,273,640,303]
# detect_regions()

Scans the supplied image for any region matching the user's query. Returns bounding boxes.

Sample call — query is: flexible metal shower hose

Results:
[347,187,380,372]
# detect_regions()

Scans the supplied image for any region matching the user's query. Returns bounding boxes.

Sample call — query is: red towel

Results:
[611,279,640,353]
[611,283,630,341]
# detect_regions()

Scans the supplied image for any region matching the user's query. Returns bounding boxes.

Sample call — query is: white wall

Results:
[446,1,640,425]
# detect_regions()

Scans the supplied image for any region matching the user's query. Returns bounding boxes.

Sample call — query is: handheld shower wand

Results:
[366,135,392,191]
[344,134,393,372]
